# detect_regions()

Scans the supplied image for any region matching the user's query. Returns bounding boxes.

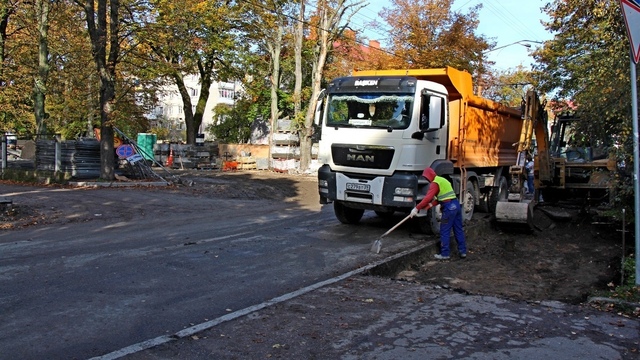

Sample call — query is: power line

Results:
[483,0,543,41]
[241,0,402,60]
[305,1,392,44]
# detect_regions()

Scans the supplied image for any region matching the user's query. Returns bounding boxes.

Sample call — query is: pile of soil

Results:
[402,205,626,305]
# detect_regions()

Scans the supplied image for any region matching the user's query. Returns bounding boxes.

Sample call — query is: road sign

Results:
[621,0,640,63]
[126,153,144,164]
[116,144,135,159]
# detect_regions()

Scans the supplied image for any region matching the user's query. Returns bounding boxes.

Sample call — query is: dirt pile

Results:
[402,206,624,304]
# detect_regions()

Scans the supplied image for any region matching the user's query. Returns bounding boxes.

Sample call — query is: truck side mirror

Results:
[420,94,445,132]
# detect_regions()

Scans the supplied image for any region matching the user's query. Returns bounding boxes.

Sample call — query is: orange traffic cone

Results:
[166,147,174,167]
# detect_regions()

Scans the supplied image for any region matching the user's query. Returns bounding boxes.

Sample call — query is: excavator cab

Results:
[550,114,595,162]
[544,112,616,202]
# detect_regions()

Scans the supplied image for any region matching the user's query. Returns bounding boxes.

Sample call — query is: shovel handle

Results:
[380,214,412,239]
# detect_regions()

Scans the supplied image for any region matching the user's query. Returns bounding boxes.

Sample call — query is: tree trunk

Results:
[34,0,49,137]
[99,81,115,179]
[0,1,12,83]
[267,25,283,165]
[300,7,331,172]
[192,58,214,145]
[172,72,195,144]
[81,0,120,180]
[293,1,304,116]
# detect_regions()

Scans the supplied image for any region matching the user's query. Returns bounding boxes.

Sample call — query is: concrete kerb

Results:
[68,181,170,188]
[89,241,438,360]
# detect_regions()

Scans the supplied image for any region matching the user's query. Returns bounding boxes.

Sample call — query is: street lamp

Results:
[484,40,543,54]
[477,40,544,95]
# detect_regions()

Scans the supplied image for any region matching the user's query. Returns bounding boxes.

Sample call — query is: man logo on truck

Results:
[347,154,375,162]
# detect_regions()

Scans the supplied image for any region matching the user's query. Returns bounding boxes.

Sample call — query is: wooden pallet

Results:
[237,156,256,170]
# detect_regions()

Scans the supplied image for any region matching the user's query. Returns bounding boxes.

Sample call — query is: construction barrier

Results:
[222,161,238,171]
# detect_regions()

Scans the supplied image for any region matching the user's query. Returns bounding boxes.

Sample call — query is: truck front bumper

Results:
[317,165,418,208]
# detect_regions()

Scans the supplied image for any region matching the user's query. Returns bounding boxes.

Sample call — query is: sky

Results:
[349,0,553,71]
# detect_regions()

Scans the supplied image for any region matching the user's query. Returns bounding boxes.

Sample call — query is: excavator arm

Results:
[495,90,547,226]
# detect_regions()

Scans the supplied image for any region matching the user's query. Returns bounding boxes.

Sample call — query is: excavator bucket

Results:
[494,200,534,228]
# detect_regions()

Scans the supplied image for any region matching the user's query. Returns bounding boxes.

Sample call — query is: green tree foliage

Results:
[207,101,253,144]
[482,65,537,107]
[139,0,245,145]
[533,0,635,209]
[376,0,491,74]
[0,0,155,145]
[0,0,37,137]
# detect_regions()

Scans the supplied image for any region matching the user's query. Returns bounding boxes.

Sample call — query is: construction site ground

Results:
[1,169,632,307]
[1,169,638,358]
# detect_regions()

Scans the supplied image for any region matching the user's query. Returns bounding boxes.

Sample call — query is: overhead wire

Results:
[241,0,404,60]
[454,0,545,43]
[483,0,544,42]
[242,0,547,66]
[344,3,393,43]
[302,1,393,46]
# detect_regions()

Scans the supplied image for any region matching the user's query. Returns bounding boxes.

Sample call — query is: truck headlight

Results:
[318,179,328,187]
[394,187,413,196]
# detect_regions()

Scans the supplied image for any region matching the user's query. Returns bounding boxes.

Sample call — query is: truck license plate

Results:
[346,182,370,192]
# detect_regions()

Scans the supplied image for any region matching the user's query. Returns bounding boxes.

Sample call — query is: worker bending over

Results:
[410,167,467,260]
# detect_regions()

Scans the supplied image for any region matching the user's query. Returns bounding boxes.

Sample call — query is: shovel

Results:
[370,214,413,254]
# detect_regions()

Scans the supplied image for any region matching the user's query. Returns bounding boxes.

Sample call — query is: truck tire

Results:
[334,201,364,224]
[416,207,440,235]
[488,176,508,214]
[462,180,476,222]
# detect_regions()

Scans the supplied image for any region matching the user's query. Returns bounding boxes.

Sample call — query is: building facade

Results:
[148,74,241,141]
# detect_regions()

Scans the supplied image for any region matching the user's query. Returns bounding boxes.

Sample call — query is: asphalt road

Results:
[0,183,423,360]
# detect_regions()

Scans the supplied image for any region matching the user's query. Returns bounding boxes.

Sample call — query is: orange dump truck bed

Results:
[352,67,525,169]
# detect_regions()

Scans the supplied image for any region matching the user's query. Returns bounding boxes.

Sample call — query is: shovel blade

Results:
[370,239,382,254]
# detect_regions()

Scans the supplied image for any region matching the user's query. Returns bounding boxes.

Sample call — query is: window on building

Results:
[219,88,234,99]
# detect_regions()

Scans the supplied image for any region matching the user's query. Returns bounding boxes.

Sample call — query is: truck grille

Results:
[331,144,395,169]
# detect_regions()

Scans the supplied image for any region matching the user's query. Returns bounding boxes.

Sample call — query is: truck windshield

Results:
[326,94,413,130]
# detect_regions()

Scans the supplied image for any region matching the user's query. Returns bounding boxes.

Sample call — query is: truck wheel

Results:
[417,206,440,235]
[462,180,476,222]
[488,176,508,213]
[334,201,364,224]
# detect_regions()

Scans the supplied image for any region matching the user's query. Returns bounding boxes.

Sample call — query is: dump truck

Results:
[315,66,537,234]
[494,92,618,226]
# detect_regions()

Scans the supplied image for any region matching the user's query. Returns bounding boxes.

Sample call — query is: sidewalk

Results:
[119,273,639,359]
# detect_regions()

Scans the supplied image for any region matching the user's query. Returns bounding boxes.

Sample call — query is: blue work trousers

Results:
[527,174,534,194]
[439,199,467,257]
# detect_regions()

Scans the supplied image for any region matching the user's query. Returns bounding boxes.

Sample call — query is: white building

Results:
[148,74,241,141]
